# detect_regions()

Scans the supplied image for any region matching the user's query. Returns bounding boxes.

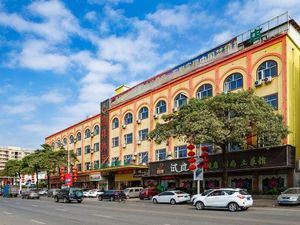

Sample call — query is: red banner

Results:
[65,173,73,186]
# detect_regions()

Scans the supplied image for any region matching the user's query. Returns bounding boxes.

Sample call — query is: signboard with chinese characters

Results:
[90,173,102,181]
[148,145,295,177]
[100,99,110,164]
[65,173,73,186]
[194,158,203,181]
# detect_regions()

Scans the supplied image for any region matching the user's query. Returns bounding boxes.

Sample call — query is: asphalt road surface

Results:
[1,197,300,225]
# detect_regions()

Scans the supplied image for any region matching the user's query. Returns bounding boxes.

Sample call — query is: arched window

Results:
[94,125,99,135]
[174,93,188,108]
[224,73,243,92]
[124,113,133,125]
[63,138,67,145]
[77,132,81,141]
[155,100,167,114]
[51,142,55,148]
[139,107,149,120]
[69,135,74,144]
[57,140,61,147]
[85,129,91,139]
[112,118,119,129]
[257,60,278,80]
[196,84,213,99]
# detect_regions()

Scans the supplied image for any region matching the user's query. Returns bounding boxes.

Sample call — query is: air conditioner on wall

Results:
[173,107,178,112]
[263,76,272,83]
[137,140,142,145]
[153,114,159,119]
[122,124,126,129]
[254,80,262,87]
[122,144,126,148]
[136,119,141,124]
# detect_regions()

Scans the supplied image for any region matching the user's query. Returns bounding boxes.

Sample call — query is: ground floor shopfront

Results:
[144,145,296,194]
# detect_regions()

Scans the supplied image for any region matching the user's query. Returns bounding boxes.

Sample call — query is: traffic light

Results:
[200,146,209,171]
[72,166,78,181]
[187,144,196,171]
[60,167,65,182]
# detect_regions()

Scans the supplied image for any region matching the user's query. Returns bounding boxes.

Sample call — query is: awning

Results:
[98,164,148,173]
[115,173,142,182]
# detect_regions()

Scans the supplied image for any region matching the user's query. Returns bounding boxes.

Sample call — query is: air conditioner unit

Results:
[136,119,141,124]
[153,114,159,119]
[90,149,94,154]
[73,138,77,143]
[137,140,142,145]
[254,80,262,87]
[173,107,178,112]
[263,76,272,83]
[90,132,94,137]
[122,144,126,148]
[122,124,126,129]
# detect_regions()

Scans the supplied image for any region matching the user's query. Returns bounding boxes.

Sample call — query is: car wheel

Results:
[37,197,40,199]
[170,199,176,205]
[98,196,103,201]
[153,198,158,204]
[55,197,59,202]
[140,197,144,200]
[241,207,248,211]
[63,197,68,203]
[195,201,205,210]
[110,196,114,201]
[228,202,239,212]
[77,200,82,203]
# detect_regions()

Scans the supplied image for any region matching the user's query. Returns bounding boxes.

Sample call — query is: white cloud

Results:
[88,0,133,5]
[85,11,98,21]
[212,31,233,45]
[3,103,36,114]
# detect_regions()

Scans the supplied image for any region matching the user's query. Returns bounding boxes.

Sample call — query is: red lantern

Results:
[188,157,196,163]
[187,151,195,157]
[60,167,65,182]
[201,146,209,171]
[72,166,78,181]
[187,144,195,150]
[188,164,196,171]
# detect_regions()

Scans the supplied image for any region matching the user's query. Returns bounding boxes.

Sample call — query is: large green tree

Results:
[149,90,288,187]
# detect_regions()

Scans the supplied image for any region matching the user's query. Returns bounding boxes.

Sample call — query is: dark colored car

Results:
[47,188,60,198]
[139,188,159,200]
[98,190,126,201]
[54,188,83,203]
[21,190,39,199]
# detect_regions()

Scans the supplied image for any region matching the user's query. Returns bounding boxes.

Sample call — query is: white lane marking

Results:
[30,219,46,224]
[92,214,112,219]
[3,211,12,215]
[55,208,67,211]
[31,204,39,207]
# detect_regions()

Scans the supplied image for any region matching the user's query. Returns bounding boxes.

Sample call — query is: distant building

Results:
[0,146,32,170]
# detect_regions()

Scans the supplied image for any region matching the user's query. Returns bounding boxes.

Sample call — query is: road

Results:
[1,197,300,225]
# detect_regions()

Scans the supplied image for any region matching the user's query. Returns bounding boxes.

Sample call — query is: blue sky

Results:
[0,0,299,150]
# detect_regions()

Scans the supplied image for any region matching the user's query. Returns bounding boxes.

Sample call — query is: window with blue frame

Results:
[94,125,100,135]
[84,145,91,154]
[85,162,91,170]
[77,163,82,172]
[196,84,213,99]
[124,154,133,164]
[139,129,148,141]
[124,133,133,144]
[257,60,278,80]
[94,160,100,169]
[94,143,100,152]
[124,113,133,125]
[85,129,91,139]
[139,152,148,164]
[112,118,119,129]
[155,148,166,161]
[69,135,74,144]
[174,93,188,108]
[174,145,187,158]
[139,107,149,120]
[112,137,119,147]
[155,100,167,114]
[224,73,243,92]
[111,157,120,166]
[76,147,81,156]
[76,132,81,141]
[263,93,278,110]
[63,138,67,146]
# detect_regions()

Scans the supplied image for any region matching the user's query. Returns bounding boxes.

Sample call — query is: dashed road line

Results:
[92,214,112,219]
[30,219,46,224]
[31,204,39,207]
[3,211,12,215]
[55,208,67,211]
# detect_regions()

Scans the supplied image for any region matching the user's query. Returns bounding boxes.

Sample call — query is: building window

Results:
[84,145,91,154]
[51,142,55,148]
[174,93,188,108]
[224,73,243,92]
[139,152,148,164]
[155,149,166,161]
[196,84,213,99]
[63,138,67,146]
[94,143,100,152]
[111,157,120,166]
[85,129,91,139]
[94,160,100,169]
[124,154,133,164]
[77,163,82,172]
[263,93,278,110]
[112,118,119,129]
[138,129,148,141]
[257,60,278,80]
[76,147,82,156]
[77,132,81,141]
[124,113,133,125]
[139,107,149,120]
[174,145,187,158]
[112,137,119,147]
[124,133,133,144]
[57,140,61,148]
[69,135,74,144]
[197,144,214,155]
[85,162,91,170]
[94,125,100,135]
[155,100,167,114]
[228,143,241,152]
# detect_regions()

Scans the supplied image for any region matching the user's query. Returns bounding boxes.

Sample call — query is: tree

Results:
[149,90,288,187]
[2,160,22,182]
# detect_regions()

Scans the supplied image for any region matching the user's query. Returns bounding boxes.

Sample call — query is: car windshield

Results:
[283,189,300,194]
[123,189,129,193]
[201,190,212,196]
[174,191,185,194]
[70,189,82,194]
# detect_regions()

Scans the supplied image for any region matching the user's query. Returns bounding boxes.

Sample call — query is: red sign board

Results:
[65,173,73,186]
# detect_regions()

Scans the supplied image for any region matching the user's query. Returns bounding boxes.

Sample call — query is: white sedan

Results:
[152,191,190,205]
[88,190,104,198]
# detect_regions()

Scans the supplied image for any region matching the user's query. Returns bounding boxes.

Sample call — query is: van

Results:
[123,187,143,198]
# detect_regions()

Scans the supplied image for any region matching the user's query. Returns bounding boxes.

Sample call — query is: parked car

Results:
[38,189,48,196]
[98,190,126,201]
[152,190,190,205]
[277,187,300,205]
[83,190,92,198]
[123,187,143,198]
[21,190,39,199]
[47,189,60,198]
[88,189,104,198]
[139,188,159,200]
[54,188,83,203]
[193,188,253,212]
[191,189,213,204]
